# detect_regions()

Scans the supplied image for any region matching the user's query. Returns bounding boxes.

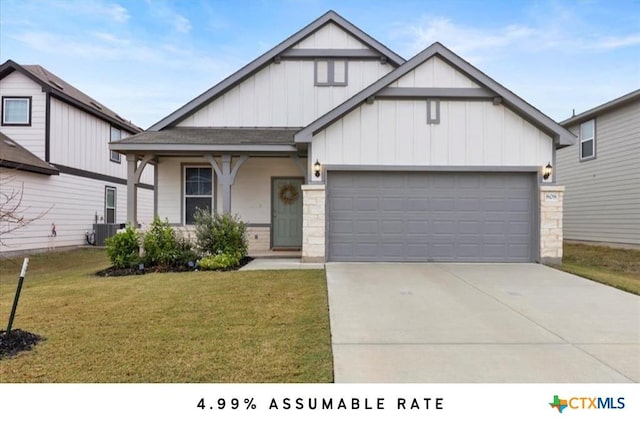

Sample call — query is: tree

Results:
[0,173,51,247]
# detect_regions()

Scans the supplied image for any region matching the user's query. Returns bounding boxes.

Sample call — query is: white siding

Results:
[556,100,640,245]
[176,60,394,127]
[0,71,47,159]
[291,22,368,49]
[49,98,154,185]
[311,99,552,170]
[0,168,154,253]
[391,56,481,88]
[156,157,303,225]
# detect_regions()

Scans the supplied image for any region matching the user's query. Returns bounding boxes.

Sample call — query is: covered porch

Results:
[111,127,313,254]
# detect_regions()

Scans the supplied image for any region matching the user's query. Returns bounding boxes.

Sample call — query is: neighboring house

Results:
[556,89,640,247]
[112,10,575,263]
[0,60,154,254]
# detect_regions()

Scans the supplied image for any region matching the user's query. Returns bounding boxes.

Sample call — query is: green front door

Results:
[272,177,303,248]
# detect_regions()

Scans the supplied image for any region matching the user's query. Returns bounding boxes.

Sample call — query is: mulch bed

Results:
[95,257,253,277]
[0,329,44,359]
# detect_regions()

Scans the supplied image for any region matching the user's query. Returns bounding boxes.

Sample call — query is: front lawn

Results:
[0,249,333,382]
[559,242,640,295]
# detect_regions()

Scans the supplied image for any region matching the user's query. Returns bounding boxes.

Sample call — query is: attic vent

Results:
[90,101,103,110]
[115,114,126,122]
[3,138,16,147]
[49,79,64,90]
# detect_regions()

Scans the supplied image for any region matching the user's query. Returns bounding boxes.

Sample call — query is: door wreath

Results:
[279,183,299,205]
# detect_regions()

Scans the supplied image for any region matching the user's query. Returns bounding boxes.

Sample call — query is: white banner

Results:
[0,383,637,425]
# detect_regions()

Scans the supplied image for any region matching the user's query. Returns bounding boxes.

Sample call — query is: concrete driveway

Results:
[326,263,640,383]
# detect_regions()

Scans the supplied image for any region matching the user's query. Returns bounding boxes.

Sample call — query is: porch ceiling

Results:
[110,127,304,155]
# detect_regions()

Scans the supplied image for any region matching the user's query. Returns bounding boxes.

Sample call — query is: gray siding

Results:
[556,100,640,245]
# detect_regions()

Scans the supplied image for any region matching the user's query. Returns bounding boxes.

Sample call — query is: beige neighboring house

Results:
[0,60,154,254]
[112,10,575,264]
[556,89,640,247]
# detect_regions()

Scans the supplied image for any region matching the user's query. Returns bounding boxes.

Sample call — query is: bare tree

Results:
[0,174,51,247]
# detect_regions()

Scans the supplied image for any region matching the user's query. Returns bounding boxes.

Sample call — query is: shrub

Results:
[174,237,199,268]
[193,210,248,258]
[105,225,140,269]
[198,252,243,271]
[142,217,179,267]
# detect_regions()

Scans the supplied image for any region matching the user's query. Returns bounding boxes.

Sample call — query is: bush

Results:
[198,252,243,270]
[142,217,178,267]
[174,238,199,267]
[105,226,140,269]
[193,210,248,258]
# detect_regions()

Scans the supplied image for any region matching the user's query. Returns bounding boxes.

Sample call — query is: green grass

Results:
[559,243,640,295]
[0,249,333,383]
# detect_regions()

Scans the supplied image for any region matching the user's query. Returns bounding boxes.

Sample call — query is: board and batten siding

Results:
[312,99,552,168]
[556,100,640,245]
[0,71,47,160]
[156,157,303,225]
[0,169,154,253]
[291,22,369,49]
[391,56,480,89]
[176,60,394,128]
[49,98,153,185]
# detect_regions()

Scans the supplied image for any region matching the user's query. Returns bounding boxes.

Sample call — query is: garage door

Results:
[327,171,536,262]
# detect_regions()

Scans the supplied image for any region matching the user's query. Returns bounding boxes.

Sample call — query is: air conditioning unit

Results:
[93,223,126,246]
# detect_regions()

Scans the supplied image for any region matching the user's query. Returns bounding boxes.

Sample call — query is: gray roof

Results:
[296,42,577,147]
[561,89,640,126]
[110,127,302,154]
[0,60,141,134]
[0,131,59,175]
[148,10,405,131]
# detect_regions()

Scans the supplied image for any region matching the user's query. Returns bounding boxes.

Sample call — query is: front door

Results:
[272,177,303,249]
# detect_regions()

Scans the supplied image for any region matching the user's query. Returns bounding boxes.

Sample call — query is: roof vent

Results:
[49,79,64,90]
[90,101,103,110]
[115,114,126,122]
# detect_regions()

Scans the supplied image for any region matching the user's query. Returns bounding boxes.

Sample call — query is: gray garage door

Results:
[327,171,536,262]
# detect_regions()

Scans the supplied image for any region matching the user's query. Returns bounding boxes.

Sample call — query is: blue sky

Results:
[1,0,638,129]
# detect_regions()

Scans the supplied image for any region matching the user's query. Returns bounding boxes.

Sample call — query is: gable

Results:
[292,22,369,49]
[148,11,404,131]
[390,56,480,89]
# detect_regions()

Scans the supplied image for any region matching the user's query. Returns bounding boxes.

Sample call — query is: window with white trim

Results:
[110,127,121,163]
[2,96,31,125]
[184,167,213,225]
[579,119,595,161]
[105,187,116,224]
[315,60,348,86]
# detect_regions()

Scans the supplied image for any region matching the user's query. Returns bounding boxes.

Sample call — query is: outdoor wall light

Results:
[543,162,553,180]
[314,160,321,178]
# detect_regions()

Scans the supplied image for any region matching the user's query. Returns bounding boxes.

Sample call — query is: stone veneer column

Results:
[301,184,326,263]
[540,185,565,264]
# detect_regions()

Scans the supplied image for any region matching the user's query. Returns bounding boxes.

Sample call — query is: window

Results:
[579,119,595,161]
[184,167,212,225]
[105,187,116,224]
[315,60,348,86]
[110,127,121,163]
[2,96,31,125]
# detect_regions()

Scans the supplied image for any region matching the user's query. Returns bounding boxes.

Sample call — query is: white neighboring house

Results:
[0,60,154,254]
[556,89,640,247]
[113,11,575,264]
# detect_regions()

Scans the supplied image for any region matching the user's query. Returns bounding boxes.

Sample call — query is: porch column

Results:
[301,184,326,262]
[540,185,565,264]
[204,154,249,214]
[126,155,138,227]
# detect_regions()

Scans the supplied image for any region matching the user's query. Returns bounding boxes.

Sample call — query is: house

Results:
[556,89,640,247]
[112,10,575,264]
[0,60,154,254]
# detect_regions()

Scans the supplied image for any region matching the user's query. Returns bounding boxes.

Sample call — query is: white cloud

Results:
[146,0,192,34]
[106,3,130,23]
[592,34,640,50]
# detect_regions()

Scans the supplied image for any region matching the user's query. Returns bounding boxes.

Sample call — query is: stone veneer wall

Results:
[301,184,326,262]
[174,225,270,254]
[540,185,565,264]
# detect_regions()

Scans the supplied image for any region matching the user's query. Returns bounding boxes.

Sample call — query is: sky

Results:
[1,0,639,129]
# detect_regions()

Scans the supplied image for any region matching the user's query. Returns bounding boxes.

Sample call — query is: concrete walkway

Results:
[240,258,324,271]
[326,263,640,383]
